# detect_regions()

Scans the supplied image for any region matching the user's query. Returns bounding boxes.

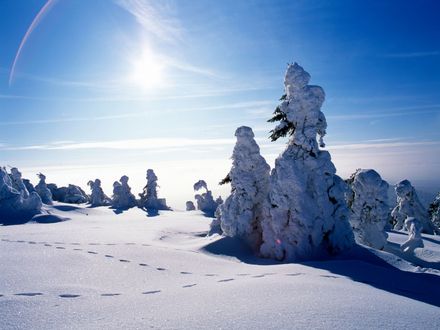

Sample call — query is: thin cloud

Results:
[325,140,440,150]
[115,0,182,43]
[2,137,235,151]
[382,51,440,58]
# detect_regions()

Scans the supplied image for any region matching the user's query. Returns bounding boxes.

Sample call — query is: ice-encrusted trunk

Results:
[139,169,169,210]
[260,63,354,261]
[112,175,137,209]
[428,193,440,234]
[35,173,53,205]
[0,167,42,224]
[346,169,390,249]
[391,180,435,234]
[88,179,110,207]
[217,126,270,250]
[193,180,219,217]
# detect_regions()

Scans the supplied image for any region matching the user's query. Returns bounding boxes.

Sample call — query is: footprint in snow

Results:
[139,263,148,267]
[286,273,304,277]
[105,255,114,258]
[88,243,100,246]
[218,278,235,283]
[236,273,250,276]
[28,241,36,244]
[320,275,340,279]
[119,259,130,263]
[142,290,161,295]
[204,274,218,277]
[142,244,151,246]
[101,293,121,297]
[70,243,81,246]
[87,251,98,254]
[105,243,117,246]
[156,267,166,271]
[252,274,265,278]
[17,240,25,243]
[15,292,43,297]
[56,247,66,250]
[54,242,65,245]
[73,248,82,251]
[125,243,136,245]
[59,294,81,298]
[182,284,197,288]
[180,271,192,275]
[44,244,52,247]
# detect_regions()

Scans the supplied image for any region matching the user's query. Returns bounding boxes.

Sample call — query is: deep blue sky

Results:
[0,0,439,206]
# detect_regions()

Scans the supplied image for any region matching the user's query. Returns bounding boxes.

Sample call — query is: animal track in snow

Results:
[15,292,43,297]
[218,278,235,283]
[182,284,197,288]
[142,290,161,295]
[59,294,81,298]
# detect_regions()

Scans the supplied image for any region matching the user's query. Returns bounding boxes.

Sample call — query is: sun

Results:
[127,46,167,91]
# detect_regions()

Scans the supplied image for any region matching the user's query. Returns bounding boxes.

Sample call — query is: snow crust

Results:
[217,126,270,250]
[347,169,389,249]
[391,180,435,234]
[260,63,354,261]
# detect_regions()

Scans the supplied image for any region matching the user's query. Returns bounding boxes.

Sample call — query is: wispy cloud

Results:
[382,51,440,58]
[115,0,182,43]
[325,140,440,150]
[2,137,235,151]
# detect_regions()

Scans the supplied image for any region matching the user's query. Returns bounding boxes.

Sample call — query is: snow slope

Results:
[1,204,439,329]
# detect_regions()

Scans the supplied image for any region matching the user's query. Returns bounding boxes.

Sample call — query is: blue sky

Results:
[1,0,439,207]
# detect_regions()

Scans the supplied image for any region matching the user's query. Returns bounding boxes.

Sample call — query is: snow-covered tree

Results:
[391,180,435,234]
[112,175,137,209]
[64,184,89,204]
[35,173,53,205]
[216,126,270,250]
[23,179,36,194]
[87,179,110,207]
[0,167,42,223]
[139,169,169,210]
[400,217,424,253]
[194,180,219,217]
[346,169,390,249]
[9,167,30,198]
[260,63,354,261]
[428,193,440,233]
[186,201,196,211]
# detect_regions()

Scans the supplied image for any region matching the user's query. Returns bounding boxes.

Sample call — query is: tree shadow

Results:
[203,237,440,307]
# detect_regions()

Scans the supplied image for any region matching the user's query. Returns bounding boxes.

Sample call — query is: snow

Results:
[260,63,354,261]
[217,126,270,251]
[391,180,436,234]
[347,169,389,249]
[87,179,111,207]
[1,203,439,329]
[34,173,53,205]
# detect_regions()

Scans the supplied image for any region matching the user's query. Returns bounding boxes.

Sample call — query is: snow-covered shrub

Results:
[35,173,53,205]
[87,179,110,207]
[0,167,42,224]
[186,201,196,211]
[112,175,137,209]
[139,169,169,210]
[260,63,355,261]
[216,126,270,250]
[346,169,389,249]
[400,217,424,253]
[391,180,435,234]
[428,193,440,234]
[194,180,219,217]
[64,184,89,204]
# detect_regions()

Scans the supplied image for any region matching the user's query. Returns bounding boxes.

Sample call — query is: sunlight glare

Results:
[127,46,166,91]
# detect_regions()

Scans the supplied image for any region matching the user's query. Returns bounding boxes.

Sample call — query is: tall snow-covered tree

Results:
[9,167,30,198]
[260,63,354,261]
[112,175,137,209]
[35,173,53,205]
[428,193,440,234]
[87,179,110,207]
[391,180,436,234]
[346,169,390,249]
[216,126,270,250]
[0,167,42,224]
[139,169,169,210]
